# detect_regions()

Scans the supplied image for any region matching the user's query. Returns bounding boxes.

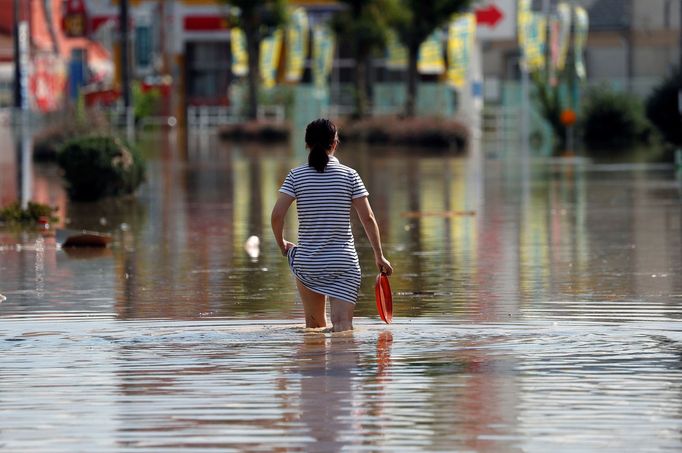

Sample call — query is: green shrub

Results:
[338,116,469,150]
[646,68,682,147]
[33,107,111,160]
[0,201,58,225]
[133,82,162,123]
[57,135,146,201]
[581,86,651,150]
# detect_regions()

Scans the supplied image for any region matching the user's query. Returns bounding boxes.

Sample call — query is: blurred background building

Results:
[0,0,680,133]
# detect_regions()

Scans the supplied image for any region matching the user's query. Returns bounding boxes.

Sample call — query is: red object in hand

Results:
[375,273,393,324]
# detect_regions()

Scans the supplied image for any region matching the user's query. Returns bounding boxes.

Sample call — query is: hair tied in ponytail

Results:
[305,118,337,173]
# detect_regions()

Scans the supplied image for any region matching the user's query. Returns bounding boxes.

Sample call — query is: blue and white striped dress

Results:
[279,156,369,304]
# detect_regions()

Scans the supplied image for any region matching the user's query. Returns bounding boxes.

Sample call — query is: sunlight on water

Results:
[2,131,682,450]
[2,318,682,451]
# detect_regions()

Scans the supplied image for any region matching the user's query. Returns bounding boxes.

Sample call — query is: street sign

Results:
[475,0,516,41]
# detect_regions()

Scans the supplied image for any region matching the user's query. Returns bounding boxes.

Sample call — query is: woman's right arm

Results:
[271,192,296,256]
[352,196,393,275]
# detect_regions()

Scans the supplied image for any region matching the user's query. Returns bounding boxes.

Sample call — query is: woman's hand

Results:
[281,240,296,256]
[376,255,393,276]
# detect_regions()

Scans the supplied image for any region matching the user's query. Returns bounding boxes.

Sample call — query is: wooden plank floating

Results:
[400,211,476,218]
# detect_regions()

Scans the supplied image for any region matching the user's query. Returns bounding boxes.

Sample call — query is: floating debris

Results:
[57,229,112,248]
[244,235,260,260]
[401,210,476,218]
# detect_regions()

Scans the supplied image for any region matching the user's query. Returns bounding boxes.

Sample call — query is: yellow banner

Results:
[231,28,248,77]
[447,14,475,88]
[518,0,546,73]
[260,29,283,89]
[312,26,335,89]
[285,7,309,82]
[386,30,407,69]
[418,30,445,75]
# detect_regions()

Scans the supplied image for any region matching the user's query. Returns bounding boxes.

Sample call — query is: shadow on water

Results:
[2,129,682,450]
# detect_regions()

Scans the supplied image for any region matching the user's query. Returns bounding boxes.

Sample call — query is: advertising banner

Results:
[556,2,572,71]
[574,6,589,79]
[260,29,283,89]
[285,8,309,82]
[447,14,475,88]
[231,28,248,77]
[418,30,445,75]
[518,0,546,73]
[312,26,335,89]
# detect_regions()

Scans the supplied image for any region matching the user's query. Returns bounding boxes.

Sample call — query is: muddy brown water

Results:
[1,131,682,451]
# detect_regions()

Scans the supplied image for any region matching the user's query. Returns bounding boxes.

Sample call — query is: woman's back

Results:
[280,156,368,271]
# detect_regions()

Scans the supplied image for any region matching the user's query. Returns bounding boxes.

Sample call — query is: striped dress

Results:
[279,156,369,304]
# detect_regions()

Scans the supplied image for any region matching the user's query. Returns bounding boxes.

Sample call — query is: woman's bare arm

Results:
[352,196,393,275]
[271,193,296,255]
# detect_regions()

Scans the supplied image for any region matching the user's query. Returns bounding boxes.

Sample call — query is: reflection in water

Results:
[2,132,681,322]
[295,332,359,452]
[3,319,682,451]
[2,131,682,450]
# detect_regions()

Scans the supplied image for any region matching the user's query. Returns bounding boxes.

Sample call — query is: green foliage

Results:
[390,0,472,116]
[582,85,651,150]
[0,201,58,225]
[646,68,682,147]
[332,0,401,117]
[220,0,288,119]
[57,135,146,201]
[532,73,566,148]
[132,82,161,122]
[33,107,111,160]
[392,0,471,47]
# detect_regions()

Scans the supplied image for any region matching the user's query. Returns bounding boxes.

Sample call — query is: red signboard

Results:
[184,16,230,31]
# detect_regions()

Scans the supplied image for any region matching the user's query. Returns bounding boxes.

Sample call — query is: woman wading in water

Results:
[271,119,393,332]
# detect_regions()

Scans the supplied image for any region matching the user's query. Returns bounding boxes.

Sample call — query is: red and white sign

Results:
[475,0,516,41]
[62,0,89,37]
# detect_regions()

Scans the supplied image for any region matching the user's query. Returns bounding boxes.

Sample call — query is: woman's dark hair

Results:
[305,118,337,172]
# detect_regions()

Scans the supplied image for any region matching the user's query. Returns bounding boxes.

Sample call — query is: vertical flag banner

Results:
[312,26,335,89]
[418,30,445,74]
[556,2,572,70]
[447,14,475,88]
[518,0,546,74]
[523,14,546,72]
[548,18,560,84]
[517,0,532,70]
[386,30,407,70]
[231,28,248,77]
[285,7,309,82]
[260,29,283,89]
[574,6,589,79]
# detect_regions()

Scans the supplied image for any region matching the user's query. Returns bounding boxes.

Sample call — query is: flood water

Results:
[1,130,682,451]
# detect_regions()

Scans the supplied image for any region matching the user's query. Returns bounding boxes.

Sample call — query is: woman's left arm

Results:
[271,192,296,256]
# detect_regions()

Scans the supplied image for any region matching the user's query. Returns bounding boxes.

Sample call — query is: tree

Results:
[392,0,472,117]
[646,67,682,147]
[331,0,399,118]
[221,1,287,120]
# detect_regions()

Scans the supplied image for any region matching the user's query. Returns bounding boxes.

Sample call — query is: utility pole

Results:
[12,0,21,109]
[120,0,131,110]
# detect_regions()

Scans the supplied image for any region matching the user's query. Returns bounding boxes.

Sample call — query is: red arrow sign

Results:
[475,5,504,27]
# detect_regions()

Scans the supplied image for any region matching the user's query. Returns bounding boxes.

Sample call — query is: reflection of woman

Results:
[295,333,358,451]
[271,119,393,332]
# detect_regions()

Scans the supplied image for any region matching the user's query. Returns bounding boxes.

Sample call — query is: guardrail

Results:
[187,105,285,130]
